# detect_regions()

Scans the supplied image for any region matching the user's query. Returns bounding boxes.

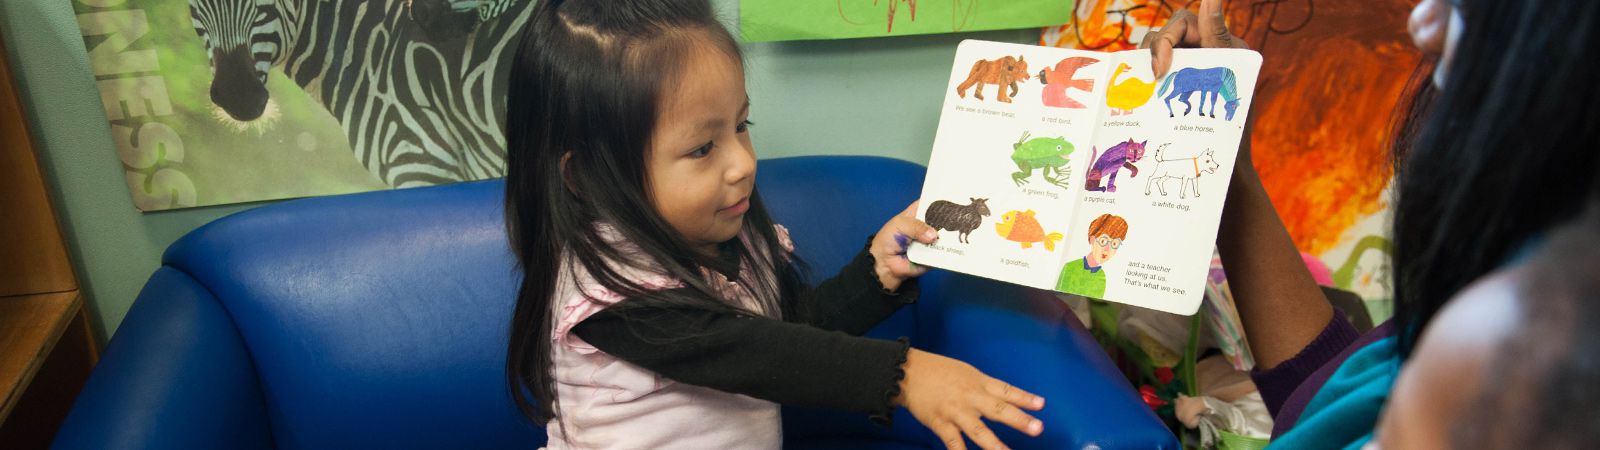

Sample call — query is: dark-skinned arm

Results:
[1218,139,1337,369]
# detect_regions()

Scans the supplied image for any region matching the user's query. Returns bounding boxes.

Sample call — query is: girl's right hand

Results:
[896,348,1045,450]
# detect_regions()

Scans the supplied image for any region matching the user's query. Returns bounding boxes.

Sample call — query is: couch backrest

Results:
[163,179,540,448]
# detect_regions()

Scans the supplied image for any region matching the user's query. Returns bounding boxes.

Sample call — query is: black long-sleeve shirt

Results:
[572,240,916,422]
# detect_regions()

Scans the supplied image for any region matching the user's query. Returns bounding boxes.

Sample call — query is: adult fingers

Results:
[1138,16,1163,49]
[1198,0,1246,49]
[958,416,1008,450]
[1145,9,1199,79]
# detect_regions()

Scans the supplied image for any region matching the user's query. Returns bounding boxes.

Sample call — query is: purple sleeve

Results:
[1249,309,1360,417]
[1250,308,1397,438]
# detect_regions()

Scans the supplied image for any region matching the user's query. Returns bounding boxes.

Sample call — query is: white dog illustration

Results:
[1145,145,1219,199]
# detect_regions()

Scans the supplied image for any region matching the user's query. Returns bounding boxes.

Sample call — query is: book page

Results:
[1054,48,1262,315]
[909,40,1262,316]
[908,40,1112,290]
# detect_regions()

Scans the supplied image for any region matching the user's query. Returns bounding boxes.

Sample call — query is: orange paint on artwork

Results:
[1251,41,1416,253]
[1044,0,1421,255]
[1238,0,1419,254]
[1041,0,1170,51]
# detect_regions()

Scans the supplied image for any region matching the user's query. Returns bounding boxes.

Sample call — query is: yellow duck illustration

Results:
[1106,62,1155,116]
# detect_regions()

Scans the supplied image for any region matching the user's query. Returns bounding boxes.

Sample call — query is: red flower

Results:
[1139,385,1169,410]
[1155,367,1175,385]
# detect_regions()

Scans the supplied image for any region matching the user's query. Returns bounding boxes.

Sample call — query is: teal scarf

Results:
[1266,337,1400,450]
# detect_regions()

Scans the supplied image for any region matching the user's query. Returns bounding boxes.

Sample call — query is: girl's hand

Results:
[897,349,1045,450]
[872,201,938,292]
[1139,0,1248,79]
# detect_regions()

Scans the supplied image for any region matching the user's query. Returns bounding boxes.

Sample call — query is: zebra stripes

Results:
[191,0,281,84]
[187,0,534,187]
[476,0,520,21]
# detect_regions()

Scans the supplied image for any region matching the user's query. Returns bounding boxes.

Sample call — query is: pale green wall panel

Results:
[0,0,1036,339]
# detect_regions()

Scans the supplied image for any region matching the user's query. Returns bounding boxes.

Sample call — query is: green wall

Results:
[0,0,1034,340]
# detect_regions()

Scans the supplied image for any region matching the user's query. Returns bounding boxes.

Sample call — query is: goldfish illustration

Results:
[995,209,1064,251]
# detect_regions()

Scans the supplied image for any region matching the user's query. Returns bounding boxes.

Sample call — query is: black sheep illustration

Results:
[924,198,991,244]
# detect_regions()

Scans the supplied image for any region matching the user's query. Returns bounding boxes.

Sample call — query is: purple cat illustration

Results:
[1085,139,1148,193]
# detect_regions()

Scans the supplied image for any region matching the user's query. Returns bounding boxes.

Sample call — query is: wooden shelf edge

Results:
[0,290,84,423]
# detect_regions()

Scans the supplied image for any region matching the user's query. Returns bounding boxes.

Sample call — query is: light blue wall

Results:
[0,0,1034,339]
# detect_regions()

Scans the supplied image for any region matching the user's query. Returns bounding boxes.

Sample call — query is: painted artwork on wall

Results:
[1043,0,1420,319]
[741,0,1073,42]
[73,0,534,211]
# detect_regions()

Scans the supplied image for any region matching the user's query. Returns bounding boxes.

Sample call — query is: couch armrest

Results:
[914,271,1180,450]
[53,268,274,449]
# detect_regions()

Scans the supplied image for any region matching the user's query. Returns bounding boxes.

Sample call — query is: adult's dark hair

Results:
[1391,0,1600,355]
[501,0,804,425]
[1452,209,1600,449]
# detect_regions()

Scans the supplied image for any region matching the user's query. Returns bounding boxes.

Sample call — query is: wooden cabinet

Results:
[0,31,101,449]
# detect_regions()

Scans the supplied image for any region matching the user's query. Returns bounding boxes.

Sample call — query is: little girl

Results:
[502,1,1045,449]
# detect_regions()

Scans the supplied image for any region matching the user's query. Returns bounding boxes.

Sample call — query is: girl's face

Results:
[1409,0,1464,88]
[647,42,756,255]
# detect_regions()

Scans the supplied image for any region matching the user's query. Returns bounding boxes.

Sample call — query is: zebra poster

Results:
[73,0,533,211]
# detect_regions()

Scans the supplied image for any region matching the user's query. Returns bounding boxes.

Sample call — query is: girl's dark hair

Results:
[1390,0,1600,355]
[501,0,805,425]
[1452,209,1600,449]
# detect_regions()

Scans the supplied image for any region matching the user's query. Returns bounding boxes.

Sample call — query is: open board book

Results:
[908,40,1263,315]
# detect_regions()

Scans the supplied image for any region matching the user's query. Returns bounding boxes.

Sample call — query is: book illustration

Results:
[1158,67,1243,120]
[995,209,1064,251]
[1010,132,1075,188]
[925,198,991,244]
[1085,138,1148,193]
[1038,56,1100,108]
[1145,147,1220,199]
[1106,62,1155,115]
[955,55,1031,103]
[1055,213,1128,299]
[914,41,1262,314]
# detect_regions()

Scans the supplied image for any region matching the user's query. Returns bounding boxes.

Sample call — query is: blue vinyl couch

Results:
[54,156,1177,449]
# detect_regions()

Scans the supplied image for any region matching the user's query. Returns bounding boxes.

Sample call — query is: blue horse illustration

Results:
[1157,67,1241,120]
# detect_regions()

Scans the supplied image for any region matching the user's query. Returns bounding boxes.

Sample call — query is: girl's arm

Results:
[573,300,1044,449]
[573,298,910,419]
[797,237,920,335]
[787,201,935,335]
